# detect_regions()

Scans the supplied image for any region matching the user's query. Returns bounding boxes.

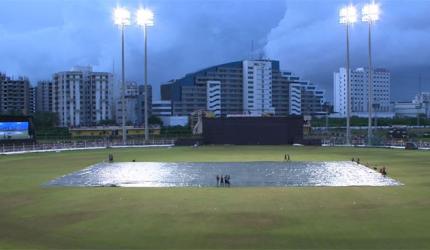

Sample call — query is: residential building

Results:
[160,80,173,101]
[0,73,31,115]
[115,82,139,125]
[115,83,152,126]
[29,86,36,114]
[272,71,325,116]
[272,71,298,116]
[300,82,325,116]
[334,67,391,117]
[35,80,53,112]
[160,60,325,117]
[52,66,113,127]
[242,60,275,116]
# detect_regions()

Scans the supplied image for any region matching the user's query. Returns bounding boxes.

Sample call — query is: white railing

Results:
[0,139,175,154]
[321,138,430,149]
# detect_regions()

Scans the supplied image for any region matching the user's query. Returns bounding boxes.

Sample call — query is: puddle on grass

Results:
[46,161,402,187]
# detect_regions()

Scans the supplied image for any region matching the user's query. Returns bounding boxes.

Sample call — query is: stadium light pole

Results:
[114,7,131,145]
[339,5,357,145]
[136,8,154,142]
[362,2,380,146]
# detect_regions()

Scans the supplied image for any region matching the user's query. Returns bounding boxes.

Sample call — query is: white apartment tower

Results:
[53,66,113,127]
[242,60,275,116]
[334,67,390,117]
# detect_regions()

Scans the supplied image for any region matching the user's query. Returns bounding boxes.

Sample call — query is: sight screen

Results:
[0,122,30,140]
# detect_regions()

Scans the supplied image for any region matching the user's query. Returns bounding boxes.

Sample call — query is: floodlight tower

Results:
[114,7,131,145]
[362,2,380,146]
[136,8,154,142]
[339,5,357,145]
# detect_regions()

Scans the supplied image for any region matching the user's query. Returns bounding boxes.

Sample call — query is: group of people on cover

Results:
[379,167,387,176]
[352,157,388,176]
[216,175,231,187]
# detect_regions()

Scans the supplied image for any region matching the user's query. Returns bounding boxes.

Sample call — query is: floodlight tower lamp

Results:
[114,7,131,26]
[136,8,154,27]
[339,5,358,25]
[113,6,131,145]
[136,8,154,142]
[339,4,357,145]
[362,2,380,146]
[362,2,380,23]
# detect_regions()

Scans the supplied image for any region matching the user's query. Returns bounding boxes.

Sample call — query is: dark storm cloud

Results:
[264,0,430,101]
[1,0,429,101]
[0,0,286,98]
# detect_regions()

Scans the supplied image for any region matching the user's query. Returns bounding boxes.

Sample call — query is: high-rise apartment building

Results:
[115,82,152,125]
[29,86,36,114]
[298,81,326,116]
[52,66,113,127]
[35,80,53,112]
[160,60,325,117]
[334,67,391,117]
[242,60,275,116]
[0,73,31,115]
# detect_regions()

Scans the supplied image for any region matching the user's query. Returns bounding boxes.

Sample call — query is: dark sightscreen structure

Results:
[203,116,303,145]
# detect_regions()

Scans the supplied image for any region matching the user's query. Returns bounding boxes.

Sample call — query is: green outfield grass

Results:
[0,146,429,249]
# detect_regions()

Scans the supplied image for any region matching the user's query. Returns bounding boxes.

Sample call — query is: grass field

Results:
[0,146,429,249]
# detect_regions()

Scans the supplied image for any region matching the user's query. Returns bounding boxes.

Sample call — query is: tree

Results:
[148,115,163,126]
[32,112,58,130]
[97,119,116,126]
[161,125,192,137]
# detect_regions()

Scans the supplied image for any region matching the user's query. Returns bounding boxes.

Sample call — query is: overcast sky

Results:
[0,0,429,101]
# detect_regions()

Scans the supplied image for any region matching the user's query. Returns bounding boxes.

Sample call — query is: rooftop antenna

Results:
[259,51,264,60]
[419,73,422,94]
[250,40,255,60]
[112,59,115,74]
[417,73,422,126]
